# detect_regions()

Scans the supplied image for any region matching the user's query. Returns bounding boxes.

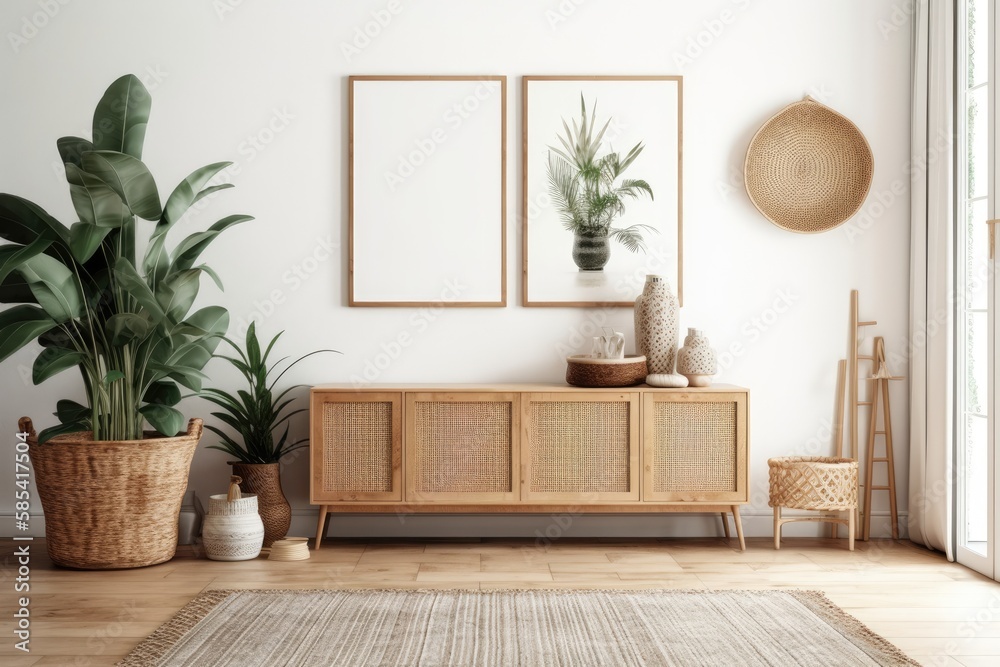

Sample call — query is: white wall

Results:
[0,0,912,540]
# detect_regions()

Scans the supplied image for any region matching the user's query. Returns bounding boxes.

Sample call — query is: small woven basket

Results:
[202,477,264,562]
[768,456,858,511]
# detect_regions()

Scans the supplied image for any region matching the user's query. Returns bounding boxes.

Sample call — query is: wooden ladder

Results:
[862,336,901,540]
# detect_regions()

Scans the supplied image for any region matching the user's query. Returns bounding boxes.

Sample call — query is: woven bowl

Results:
[744,97,873,233]
[565,354,647,388]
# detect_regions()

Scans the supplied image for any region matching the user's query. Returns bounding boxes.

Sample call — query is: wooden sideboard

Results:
[310,384,749,549]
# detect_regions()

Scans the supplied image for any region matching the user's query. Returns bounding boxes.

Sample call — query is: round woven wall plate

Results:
[744,97,873,233]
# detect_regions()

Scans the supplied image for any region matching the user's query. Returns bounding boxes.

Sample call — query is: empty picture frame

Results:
[349,75,507,306]
[523,76,682,307]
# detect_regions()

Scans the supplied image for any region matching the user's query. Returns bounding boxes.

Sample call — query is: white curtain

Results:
[908,0,955,559]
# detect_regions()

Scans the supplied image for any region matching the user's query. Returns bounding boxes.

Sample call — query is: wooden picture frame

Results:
[349,75,507,307]
[522,76,683,307]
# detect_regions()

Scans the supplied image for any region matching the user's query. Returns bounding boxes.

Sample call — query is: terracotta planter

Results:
[229,462,290,548]
[21,417,201,570]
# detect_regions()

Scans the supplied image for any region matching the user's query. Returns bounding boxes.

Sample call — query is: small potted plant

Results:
[201,322,337,547]
[547,94,656,271]
[0,75,251,569]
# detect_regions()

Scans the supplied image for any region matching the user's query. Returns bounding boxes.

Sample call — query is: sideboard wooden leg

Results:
[721,512,731,539]
[315,505,329,550]
[848,508,856,552]
[732,505,746,552]
[773,507,781,550]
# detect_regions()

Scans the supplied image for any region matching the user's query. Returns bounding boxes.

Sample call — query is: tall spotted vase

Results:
[634,275,685,387]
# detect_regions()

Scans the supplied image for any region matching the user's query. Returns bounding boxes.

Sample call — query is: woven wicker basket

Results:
[20,416,201,569]
[744,96,873,233]
[768,456,858,511]
[565,354,647,388]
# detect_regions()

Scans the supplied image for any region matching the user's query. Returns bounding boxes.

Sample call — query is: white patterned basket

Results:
[202,494,265,561]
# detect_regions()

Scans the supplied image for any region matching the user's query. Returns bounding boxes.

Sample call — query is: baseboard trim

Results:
[1,508,910,541]
[294,508,909,541]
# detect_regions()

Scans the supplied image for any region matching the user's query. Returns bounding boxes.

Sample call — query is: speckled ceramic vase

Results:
[572,230,611,271]
[677,328,718,387]
[634,275,681,383]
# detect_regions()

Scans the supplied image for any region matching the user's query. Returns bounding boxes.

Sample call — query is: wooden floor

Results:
[1,536,998,666]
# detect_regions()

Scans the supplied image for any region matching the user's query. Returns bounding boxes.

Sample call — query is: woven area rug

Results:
[117,589,918,666]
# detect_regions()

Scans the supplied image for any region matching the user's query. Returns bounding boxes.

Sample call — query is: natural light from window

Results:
[960,0,990,556]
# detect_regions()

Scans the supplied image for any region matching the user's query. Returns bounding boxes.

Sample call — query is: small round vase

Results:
[202,494,264,561]
[572,230,610,271]
[634,275,680,381]
[230,462,291,548]
[677,328,718,387]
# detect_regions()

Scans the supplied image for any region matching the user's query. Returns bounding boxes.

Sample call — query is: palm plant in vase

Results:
[0,74,251,569]
[547,94,656,271]
[201,322,338,546]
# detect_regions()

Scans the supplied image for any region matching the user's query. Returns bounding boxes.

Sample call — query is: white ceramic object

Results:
[645,373,689,388]
[634,275,679,374]
[202,494,265,561]
[676,328,718,387]
[684,375,713,387]
[591,331,626,359]
[605,331,625,359]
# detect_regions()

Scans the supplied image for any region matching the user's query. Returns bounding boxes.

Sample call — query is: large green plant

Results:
[547,95,656,252]
[201,323,337,464]
[0,75,252,442]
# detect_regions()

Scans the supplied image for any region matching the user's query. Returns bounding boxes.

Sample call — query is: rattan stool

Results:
[768,456,858,551]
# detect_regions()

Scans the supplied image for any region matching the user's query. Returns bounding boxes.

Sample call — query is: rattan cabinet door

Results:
[642,391,748,503]
[521,392,640,503]
[405,392,520,502]
[310,391,402,503]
